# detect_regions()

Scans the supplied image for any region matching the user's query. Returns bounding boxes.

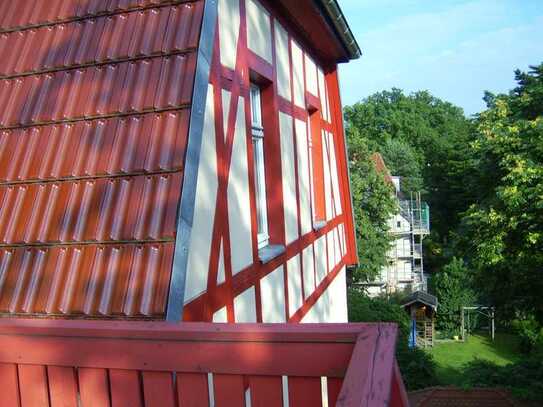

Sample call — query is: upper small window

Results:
[250,84,269,249]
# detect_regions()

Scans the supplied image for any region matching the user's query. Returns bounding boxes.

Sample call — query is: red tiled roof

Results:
[0,0,203,318]
[370,152,394,185]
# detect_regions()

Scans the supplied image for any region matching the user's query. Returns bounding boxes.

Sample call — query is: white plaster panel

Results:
[234,286,257,322]
[301,267,347,323]
[329,267,348,322]
[291,41,305,108]
[218,0,240,70]
[228,97,253,274]
[327,132,343,216]
[287,255,303,317]
[334,228,342,265]
[274,22,291,101]
[185,84,217,303]
[279,112,299,244]
[302,244,315,298]
[217,239,225,284]
[304,55,318,97]
[246,0,272,63]
[339,223,346,256]
[317,67,330,122]
[261,266,286,322]
[221,89,231,140]
[213,307,228,322]
[315,235,327,284]
[327,230,334,271]
[322,131,333,221]
[295,118,312,235]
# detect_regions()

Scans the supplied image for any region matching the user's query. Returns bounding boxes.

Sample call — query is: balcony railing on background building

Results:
[0,320,408,406]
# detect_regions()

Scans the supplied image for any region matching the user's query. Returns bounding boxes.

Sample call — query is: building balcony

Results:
[0,320,408,406]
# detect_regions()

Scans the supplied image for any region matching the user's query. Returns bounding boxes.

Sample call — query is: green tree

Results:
[344,89,474,274]
[379,137,424,194]
[457,63,543,323]
[429,257,476,335]
[347,127,398,284]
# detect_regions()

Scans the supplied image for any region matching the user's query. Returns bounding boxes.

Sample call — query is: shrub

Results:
[347,289,439,390]
[511,317,543,355]
[462,358,543,401]
[429,257,476,336]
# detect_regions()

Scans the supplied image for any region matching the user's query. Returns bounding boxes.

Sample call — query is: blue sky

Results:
[337,0,543,116]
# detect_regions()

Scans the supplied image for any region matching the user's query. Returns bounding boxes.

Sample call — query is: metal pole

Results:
[461,307,465,341]
[491,308,495,341]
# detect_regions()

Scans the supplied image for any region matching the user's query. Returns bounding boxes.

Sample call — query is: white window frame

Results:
[250,84,269,249]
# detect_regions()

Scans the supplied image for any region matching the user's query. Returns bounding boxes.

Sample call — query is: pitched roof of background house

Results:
[370,152,395,186]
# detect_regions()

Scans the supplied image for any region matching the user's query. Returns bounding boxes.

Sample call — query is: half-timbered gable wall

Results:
[182,0,357,323]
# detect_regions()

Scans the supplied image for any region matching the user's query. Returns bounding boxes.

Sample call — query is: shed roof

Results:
[402,291,438,311]
[0,0,203,318]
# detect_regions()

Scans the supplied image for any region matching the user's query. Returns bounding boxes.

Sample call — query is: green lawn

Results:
[427,333,522,386]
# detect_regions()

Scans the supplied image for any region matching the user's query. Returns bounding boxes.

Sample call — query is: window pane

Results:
[250,84,269,248]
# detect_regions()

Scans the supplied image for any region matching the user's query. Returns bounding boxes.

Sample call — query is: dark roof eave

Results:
[315,0,362,61]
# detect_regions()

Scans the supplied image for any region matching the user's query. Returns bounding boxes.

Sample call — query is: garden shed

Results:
[402,291,438,348]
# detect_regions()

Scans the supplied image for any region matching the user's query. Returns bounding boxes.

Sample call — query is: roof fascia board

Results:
[314,0,362,60]
[166,0,218,322]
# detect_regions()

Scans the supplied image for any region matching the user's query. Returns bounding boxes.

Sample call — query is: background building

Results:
[365,154,430,296]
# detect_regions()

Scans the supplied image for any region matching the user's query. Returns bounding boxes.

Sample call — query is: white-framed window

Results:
[250,84,269,249]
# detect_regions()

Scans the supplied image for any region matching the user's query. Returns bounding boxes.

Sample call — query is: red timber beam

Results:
[326,68,358,266]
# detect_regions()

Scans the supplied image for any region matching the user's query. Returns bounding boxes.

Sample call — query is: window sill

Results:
[258,244,286,264]
[313,220,327,231]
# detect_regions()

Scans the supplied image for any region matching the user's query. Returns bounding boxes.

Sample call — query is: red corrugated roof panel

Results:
[0,243,173,317]
[0,1,197,31]
[0,55,196,127]
[0,0,204,318]
[0,4,203,77]
[0,111,189,183]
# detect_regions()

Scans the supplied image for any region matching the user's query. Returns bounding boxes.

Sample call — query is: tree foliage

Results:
[429,257,476,334]
[344,89,474,274]
[457,64,543,323]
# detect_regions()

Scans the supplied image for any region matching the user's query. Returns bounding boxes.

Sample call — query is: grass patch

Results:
[427,333,521,386]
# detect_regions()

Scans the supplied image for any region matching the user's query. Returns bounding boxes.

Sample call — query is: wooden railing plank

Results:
[48,366,78,407]
[327,377,343,406]
[249,376,283,407]
[109,369,143,407]
[213,374,245,406]
[177,372,209,407]
[142,371,176,407]
[336,324,398,406]
[79,368,111,407]
[0,320,366,342]
[0,322,406,406]
[18,364,50,407]
[0,363,20,406]
[288,377,322,407]
[0,335,354,377]
[390,361,409,407]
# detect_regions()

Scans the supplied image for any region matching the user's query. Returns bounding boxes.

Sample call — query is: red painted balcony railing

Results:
[0,320,408,406]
